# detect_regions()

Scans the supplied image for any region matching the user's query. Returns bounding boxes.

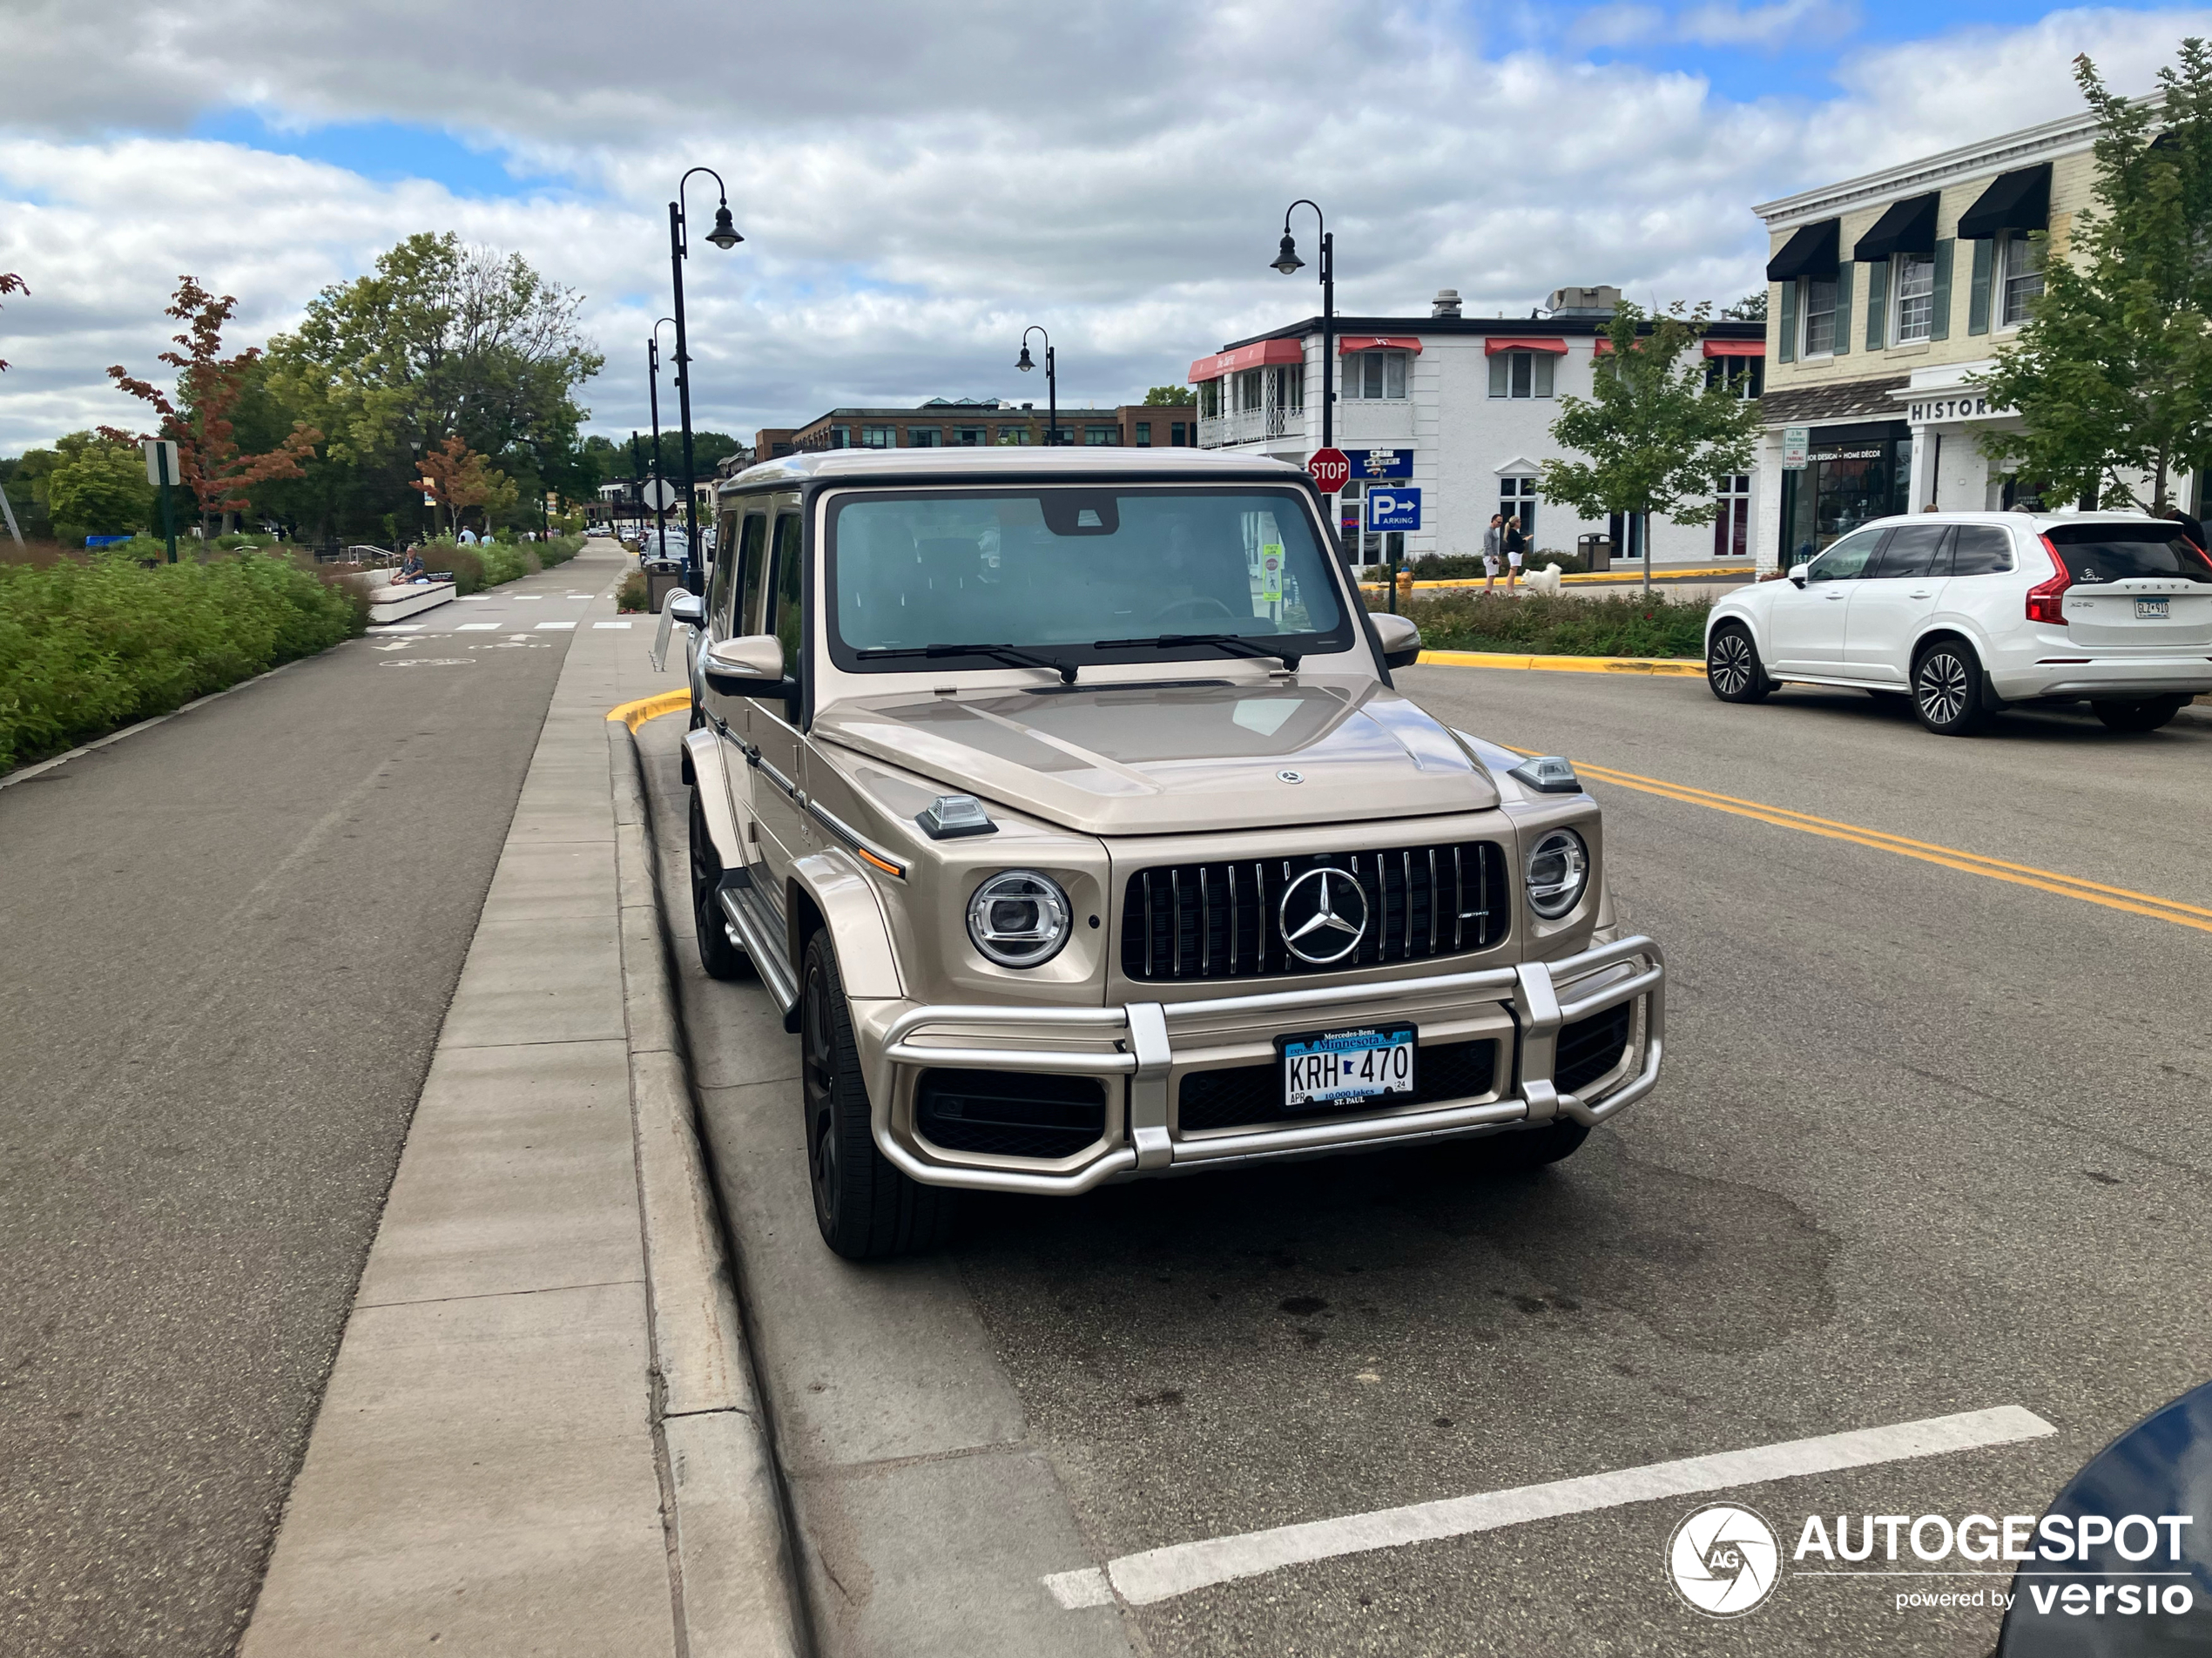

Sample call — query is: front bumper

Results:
[851,934,1664,1196]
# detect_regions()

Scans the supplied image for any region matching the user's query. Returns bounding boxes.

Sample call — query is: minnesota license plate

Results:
[2136,598,2170,618]
[1278,1024,1417,1111]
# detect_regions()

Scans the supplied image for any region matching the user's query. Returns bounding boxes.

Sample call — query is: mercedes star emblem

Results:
[1278,769,1304,784]
[1278,866,1368,965]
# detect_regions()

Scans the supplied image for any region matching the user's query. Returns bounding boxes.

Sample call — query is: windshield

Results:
[825,487,1354,672]
[2045,522,2212,584]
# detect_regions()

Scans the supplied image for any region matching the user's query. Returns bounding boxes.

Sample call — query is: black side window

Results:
[1871,523,1952,579]
[768,515,804,670]
[734,514,770,634]
[1950,527,2015,576]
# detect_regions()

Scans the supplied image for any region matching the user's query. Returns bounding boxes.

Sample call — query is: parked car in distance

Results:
[668,448,1667,1259]
[1705,511,2212,734]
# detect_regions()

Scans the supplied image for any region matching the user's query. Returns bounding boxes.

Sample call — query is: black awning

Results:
[1765,218,1839,282]
[1957,164,2051,239]
[1852,192,1939,261]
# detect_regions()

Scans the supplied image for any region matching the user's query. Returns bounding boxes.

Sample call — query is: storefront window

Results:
[1893,254,1935,342]
[1780,422,1911,566]
[1800,278,1838,356]
[2000,233,2046,327]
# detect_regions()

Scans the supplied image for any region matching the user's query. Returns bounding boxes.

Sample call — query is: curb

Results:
[1361,564,1753,591]
[608,719,809,1658]
[1415,649,1708,677]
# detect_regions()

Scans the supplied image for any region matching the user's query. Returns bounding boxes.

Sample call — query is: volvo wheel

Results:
[2092,695,2186,733]
[1706,624,1770,704]
[1912,640,1987,736]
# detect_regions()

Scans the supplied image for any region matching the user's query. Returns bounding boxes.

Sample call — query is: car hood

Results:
[813,677,1499,836]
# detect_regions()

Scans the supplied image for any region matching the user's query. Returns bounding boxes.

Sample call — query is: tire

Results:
[688,789,752,981]
[1487,1119,1590,1171]
[1705,623,1770,704]
[1912,639,1987,736]
[2092,695,2186,732]
[802,931,957,1259]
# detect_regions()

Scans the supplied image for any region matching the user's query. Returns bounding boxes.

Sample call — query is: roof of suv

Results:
[723,446,1306,491]
[1866,509,2180,532]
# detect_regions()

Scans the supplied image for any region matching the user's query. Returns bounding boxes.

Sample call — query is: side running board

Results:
[716,869,799,1016]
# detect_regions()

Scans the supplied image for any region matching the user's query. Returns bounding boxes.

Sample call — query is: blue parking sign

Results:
[1366,487,1421,531]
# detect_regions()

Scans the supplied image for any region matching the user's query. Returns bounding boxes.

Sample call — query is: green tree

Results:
[1973,44,2212,511]
[1536,301,1760,591]
[0,273,24,373]
[1143,385,1190,405]
[48,441,154,538]
[1722,290,1767,322]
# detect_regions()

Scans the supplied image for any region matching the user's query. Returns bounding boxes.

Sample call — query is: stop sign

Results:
[1307,448,1350,493]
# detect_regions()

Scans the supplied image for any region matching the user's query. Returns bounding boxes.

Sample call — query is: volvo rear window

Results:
[2044,522,2212,583]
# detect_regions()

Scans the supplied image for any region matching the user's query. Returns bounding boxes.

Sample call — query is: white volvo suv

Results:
[1705,511,2212,735]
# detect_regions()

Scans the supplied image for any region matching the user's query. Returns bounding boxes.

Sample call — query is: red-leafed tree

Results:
[0,273,24,371]
[103,276,321,535]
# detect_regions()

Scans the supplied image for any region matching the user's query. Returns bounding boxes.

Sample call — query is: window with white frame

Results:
[1800,277,1838,356]
[1344,349,1408,400]
[2000,231,2045,327]
[1892,253,1935,343]
[1703,357,1763,398]
[1488,350,1555,399]
[1499,475,1538,543]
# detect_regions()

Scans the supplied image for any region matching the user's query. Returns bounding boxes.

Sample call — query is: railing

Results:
[1197,407,1299,449]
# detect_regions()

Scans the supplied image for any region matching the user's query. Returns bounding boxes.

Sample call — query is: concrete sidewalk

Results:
[240,545,802,1657]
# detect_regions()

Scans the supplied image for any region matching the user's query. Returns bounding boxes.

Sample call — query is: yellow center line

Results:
[1503,745,2212,935]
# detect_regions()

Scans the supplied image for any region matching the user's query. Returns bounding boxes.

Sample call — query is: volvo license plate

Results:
[1278,1024,1417,1111]
[2136,598,2170,618]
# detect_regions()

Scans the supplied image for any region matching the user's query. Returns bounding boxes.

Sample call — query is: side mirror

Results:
[1371,610,1422,670]
[1786,563,1810,589]
[702,633,786,695]
[667,590,705,627]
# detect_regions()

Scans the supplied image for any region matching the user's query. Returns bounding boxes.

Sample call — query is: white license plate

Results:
[1278,1024,1417,1110]
[2136,598,2170,618]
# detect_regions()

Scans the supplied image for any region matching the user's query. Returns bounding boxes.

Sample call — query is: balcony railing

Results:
[1197,406,1299,448]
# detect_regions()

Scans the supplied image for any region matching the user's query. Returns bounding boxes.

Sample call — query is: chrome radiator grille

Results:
[1120,842,1509,983]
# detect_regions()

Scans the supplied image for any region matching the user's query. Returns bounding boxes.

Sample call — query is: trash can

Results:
[1577,533,1615,574]
[645,563,685,614]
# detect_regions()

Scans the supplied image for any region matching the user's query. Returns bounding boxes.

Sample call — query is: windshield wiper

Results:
[858,642,1077,684]
[1092,632,1300,672]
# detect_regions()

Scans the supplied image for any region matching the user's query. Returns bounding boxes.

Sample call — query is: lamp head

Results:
[705,205,743,250]
[1271,233,1305,276]
[1016,344,1035,373]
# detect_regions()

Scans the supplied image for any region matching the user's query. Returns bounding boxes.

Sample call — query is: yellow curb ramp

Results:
[606,687,692,731]
[1416,650,1706,677]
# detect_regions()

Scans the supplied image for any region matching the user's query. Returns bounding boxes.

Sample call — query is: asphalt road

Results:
[650,670,2212,1657]
[0,550,618,1658]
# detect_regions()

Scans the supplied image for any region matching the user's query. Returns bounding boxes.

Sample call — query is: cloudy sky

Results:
[1,1,2205,455]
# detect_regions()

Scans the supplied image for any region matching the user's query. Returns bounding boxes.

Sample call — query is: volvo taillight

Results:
[2027,534,2071,625]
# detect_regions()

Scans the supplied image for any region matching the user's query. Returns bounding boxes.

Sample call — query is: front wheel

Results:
[1912,640,1987,736]
[2093,695,2186,732]
[1705,623,1770,704]
[802,932,957,1259]
[688,790,751,981]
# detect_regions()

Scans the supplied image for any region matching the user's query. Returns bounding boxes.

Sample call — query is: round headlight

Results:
[966,869,1072,968]
[1524,828,1589,920]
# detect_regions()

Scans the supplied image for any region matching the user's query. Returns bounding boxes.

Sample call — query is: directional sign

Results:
[1345,448,1412,481]
[1366,487,1422,531]
[1307,448,1350,493]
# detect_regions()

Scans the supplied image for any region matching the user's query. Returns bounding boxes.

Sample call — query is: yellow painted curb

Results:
[606,687,693,731]
[1362,564,1752,592]
[1416,650,1707,677]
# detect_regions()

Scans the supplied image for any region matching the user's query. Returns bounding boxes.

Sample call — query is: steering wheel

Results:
[1151,595,1238,626]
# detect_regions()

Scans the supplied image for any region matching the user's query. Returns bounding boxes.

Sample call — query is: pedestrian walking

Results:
[1481,514,1503,593]
[1504,515,1527,590]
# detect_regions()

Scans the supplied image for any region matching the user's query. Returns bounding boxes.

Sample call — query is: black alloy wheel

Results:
[801,932,956,1260]
[688,789,750,981]
[1705,624,1770,704]
[1912,640,1987,736]
[2092,695,2187,733]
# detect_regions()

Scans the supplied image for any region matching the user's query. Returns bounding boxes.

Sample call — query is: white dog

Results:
[1523,562,1565,596]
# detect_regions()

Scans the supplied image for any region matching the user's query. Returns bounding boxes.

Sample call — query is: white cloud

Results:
[3,3,2211,453]
[1676,0,1857,51]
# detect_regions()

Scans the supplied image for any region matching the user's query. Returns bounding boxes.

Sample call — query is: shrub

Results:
[1406,549,1589,580]
[615,570,648,612]
[535,535,583,569]
[0,549,367,770]
[1378,589,1710,658]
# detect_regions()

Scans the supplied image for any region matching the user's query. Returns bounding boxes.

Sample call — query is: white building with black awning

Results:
[1749,110,2129,570]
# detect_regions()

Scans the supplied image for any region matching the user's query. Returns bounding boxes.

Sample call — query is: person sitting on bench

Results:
[397,549,428,583]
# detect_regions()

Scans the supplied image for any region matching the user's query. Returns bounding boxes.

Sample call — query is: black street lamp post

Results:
[1271,201,1338,551]
[668,167,743,593]
[648,320,677,564]
[1016,327,1055,445]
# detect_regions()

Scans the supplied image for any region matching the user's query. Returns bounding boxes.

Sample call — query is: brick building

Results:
[758,396,1198,459]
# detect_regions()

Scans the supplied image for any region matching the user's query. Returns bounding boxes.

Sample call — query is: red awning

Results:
[1337,335,1424,355]
[1703,339,1765,358]
[1187,336,1305,382]
[1486,337,1568,355]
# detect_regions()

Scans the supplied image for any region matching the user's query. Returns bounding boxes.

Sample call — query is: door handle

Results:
[1908,589,1933,598]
